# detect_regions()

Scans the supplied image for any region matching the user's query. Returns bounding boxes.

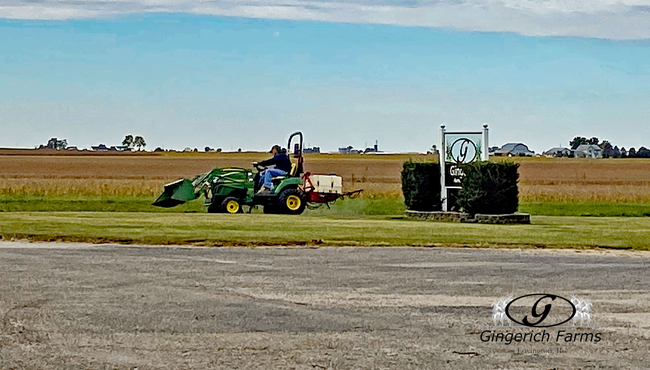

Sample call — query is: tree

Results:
[587,137,599,145]
[600,141,613,158]
[621,147,627,158]
[56,139,67,150]
[134,136,146,151]
[45,137,67,150]
[569,136,588,149]
[637,147,650,158]
[46,138,57,149]
[613,146,621,158]
[122,135,134,149]
[45,137,68,150]
[628,147,636,158]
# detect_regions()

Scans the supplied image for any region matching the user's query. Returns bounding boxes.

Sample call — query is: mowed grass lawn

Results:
[1,212,649,250]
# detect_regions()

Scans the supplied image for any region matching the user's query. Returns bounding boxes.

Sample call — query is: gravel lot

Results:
[1,241,649,369]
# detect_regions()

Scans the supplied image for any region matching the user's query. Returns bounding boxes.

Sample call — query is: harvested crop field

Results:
[2,153,650,202]
[0,153,408,198]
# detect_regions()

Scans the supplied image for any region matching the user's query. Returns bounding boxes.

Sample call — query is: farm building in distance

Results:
[364,141,381,154]
[491,143,535,157]
[543,147,572,157]
[338,146,362,154]
[91,144,131,152]
[573,144,603,158]
[338,141,382,154]
[542,145,603,158]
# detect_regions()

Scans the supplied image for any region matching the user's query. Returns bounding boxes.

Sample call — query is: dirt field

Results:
[1,153,650,201]
[1,242,649,369]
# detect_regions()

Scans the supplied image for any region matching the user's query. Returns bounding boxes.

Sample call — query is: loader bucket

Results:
[152,179,198,207]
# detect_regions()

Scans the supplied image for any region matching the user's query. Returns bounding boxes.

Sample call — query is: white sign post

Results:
[440,124,489,211]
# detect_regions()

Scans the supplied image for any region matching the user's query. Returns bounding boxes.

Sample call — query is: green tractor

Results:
[153,132,309,214]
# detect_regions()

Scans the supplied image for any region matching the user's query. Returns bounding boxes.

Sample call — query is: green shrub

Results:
[457,161,519,215]
[401,161,441,211]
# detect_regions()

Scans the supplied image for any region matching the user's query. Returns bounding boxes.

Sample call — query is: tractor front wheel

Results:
[221,197,242,214]
[278,188,306,215]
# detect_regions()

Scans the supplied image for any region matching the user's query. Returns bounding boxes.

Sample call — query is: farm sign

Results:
[439,125,489,211]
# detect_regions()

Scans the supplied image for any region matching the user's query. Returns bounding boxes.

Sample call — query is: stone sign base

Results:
[405,210,530,224]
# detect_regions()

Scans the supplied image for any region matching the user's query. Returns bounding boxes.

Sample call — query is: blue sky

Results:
[1,2,650,152]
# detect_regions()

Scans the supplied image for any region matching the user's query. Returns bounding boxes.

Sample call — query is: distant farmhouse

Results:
[542,145,604,158]
[573,144,603,158]
[338,141,381,154]
[91,144,110,151]
[91,144,131,152]
[491,143,535,157]
[338,146,362,154]
[543,147,572,157]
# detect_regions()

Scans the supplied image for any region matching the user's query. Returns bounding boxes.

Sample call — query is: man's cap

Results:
[269,144,281,153]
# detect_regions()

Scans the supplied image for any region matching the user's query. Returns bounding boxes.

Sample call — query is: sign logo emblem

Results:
[448,138,478,164]
[505,294,576,328]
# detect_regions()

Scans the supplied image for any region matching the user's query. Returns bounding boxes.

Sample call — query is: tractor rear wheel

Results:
[221,197,242,214]
[278,188,306,215]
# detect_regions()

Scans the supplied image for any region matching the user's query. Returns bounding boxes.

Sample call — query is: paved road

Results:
[1,241,649,369]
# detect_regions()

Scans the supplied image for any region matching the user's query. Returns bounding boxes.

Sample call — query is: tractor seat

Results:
[271,163,298,182]
[271,176,286,185]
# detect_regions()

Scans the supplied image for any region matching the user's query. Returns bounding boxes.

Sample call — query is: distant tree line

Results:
[569,136,650,158]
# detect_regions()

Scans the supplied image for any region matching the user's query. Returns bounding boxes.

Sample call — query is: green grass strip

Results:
[2,195,649,217]
[1,212,649,250]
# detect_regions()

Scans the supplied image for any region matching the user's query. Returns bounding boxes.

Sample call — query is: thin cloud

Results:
[1,0,650,39]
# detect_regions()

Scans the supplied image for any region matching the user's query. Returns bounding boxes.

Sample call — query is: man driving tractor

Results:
[254,144,292,194]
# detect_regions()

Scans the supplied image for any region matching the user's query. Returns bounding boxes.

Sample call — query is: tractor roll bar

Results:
[287,131,303,157]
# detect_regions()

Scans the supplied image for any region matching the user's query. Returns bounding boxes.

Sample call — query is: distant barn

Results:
[492,143,535,157]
